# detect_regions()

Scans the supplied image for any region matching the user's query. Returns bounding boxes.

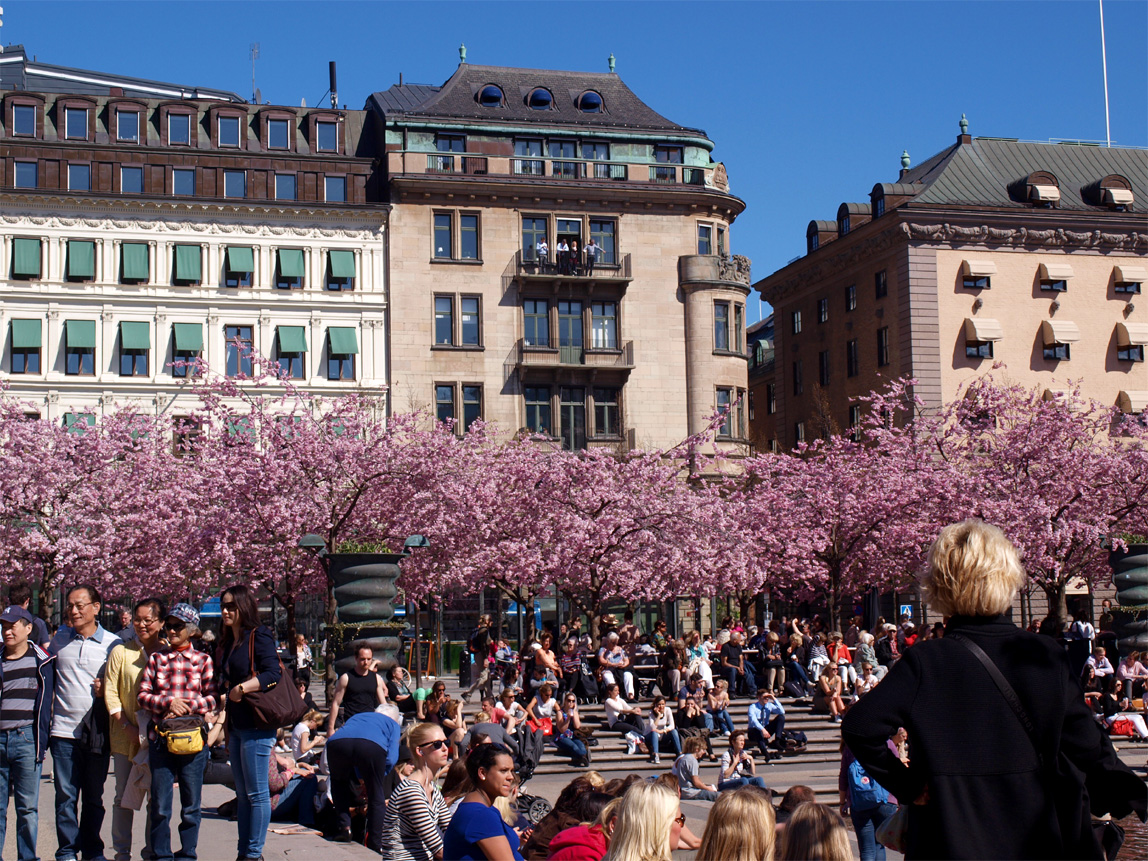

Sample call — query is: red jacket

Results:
[547,824,608,861]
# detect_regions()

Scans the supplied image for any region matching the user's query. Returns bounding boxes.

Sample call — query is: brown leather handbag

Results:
[243,633,306,729]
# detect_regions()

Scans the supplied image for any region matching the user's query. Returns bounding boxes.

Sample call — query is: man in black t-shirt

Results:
[326,645,388,735]
[720,631,757,696]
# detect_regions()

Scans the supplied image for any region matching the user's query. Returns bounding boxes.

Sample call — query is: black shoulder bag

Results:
[950,634,1124,861]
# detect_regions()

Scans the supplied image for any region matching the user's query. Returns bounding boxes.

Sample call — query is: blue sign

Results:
[507,600,543,631]
[200,595,221,618]
[899,604,913,620]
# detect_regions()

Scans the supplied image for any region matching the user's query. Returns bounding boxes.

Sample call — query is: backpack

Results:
[847,758,889,811]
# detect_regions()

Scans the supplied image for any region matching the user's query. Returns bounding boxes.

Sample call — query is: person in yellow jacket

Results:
[105,598,165,861]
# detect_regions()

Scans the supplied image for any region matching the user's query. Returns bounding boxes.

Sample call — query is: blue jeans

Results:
[271,776,318,827]
[852,802,897,861]
[786,661,812,691]
[710,708,735,735]
[229,727,276,860]
[149,738,208,861]
[554,734,588,762]
[644,729,681,759]
[723,664,757,696]
[718,776,769,792]
[0,726,41,861]
[51,736,112,861]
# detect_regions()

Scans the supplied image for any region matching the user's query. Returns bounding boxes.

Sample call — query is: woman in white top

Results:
[289,709,323,764]
[381,722,452,861]
[526,682,558,731]
[643,696,682,764]
[854,662,880,698]
[717,729,768,791]
[492,688,528,733]
[685,629,714,688]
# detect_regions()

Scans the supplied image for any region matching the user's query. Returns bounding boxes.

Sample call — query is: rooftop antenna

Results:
[1099,0,1111,146]
[249,42,260,104]
[329,61,338,109]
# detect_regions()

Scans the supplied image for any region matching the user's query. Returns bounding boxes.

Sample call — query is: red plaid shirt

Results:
[138,646,217,716]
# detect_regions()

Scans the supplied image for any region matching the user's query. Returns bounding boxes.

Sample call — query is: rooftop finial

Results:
[608,53,615,73]
[960,113,969,135]
[459,43,467,64]
[901,150,911,170]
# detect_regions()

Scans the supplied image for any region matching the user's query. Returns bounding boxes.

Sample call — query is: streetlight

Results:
[401,534,430,687]
[298,533,333,699]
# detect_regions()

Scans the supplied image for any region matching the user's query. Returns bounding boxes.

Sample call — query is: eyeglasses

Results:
[417,739,449,751]
[220,601,238,612]
[674,814,687,826]
[65,602,93,612]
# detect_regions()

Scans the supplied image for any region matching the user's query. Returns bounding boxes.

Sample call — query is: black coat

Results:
[842,615,1146,860]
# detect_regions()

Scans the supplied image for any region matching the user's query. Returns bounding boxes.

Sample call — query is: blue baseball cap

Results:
[0,606,35,625]
[167,603,200,628]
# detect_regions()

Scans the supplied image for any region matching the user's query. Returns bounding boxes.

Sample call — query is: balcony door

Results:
[557,300,583,365]
[560,387,586,451]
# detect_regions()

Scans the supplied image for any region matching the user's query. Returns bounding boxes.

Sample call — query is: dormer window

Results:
[839,215,850,236]
[64,107,88,140]
[169,113,191,145]
[1026,171,1060,207]
[576,91,603,112]
[219,115,241,147]
[527,88,553,110]
[874,196,885,216]
[478,85,504,107]
[12,104,36,136]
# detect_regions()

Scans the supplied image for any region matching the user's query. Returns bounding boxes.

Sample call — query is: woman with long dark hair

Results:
[216,584,282,861]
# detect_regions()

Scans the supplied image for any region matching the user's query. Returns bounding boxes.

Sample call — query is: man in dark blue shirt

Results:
[325,704,402,849]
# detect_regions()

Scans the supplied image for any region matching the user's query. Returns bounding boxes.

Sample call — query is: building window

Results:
[13,104,36,136]
[1044,343,1070,361]
[120,242,149,283]
[478,85,504,107]
[766,383,777,414]
[560,386,587,451]
[877,327,890,367]
[794,422,806,444]
[875,270,888,299]
[791,310,802,335]
[847,339,859,377]
[224,325,254,377]
[436,384,455,424]
[326,327,358,380]
[275,249,304,289]
[733,304,744,353]
[524,299,549,347]
[875,197,885,217]
[116,110,139,142]
[1118,345,1145,362]
[64,107,88,140]
[121,166,143,194]
[119,322,150,377]
[846,284,856,312]
[527,88,553,110]
[462,385,482,432]
[963,275,991,289]
[172,323,203,378]
[173,417,202,455]
[549,139,576,159]
[576,91,603,112]
[173,168,195,196]
[461,296,481,346]
[522,216,548,262]
[698,224,713,255]
[434,213,453,259]
[819,350,830,386]
[66,240,95,283]
[266,174,295,202]
[818,298,828,324]
[267,118,291,149]
[11,237,41,280]
[1040,279,1068,292]
[169,113,191,145]
[224,246,254,288]
[594,387,620,437]
[325,176,346,202]
[525,386,551,434]
[654,145,683,164]
[966,340,994,359]
[326,250,355,290]
[14,161,37,188]
[590,302,618,349]
[434,296,454,345]
[9,320,40,374]
[223,170,246,198]
[717,226,727,257]
[316,121,338,152]
[64,320,96,375]
[839,215,850,236]
[460,214,479,259]
[1116,280,1142,294]
[792,360,804,395]
[219,115,240,147]
[849,405,862,440]
[68,164,91,191]
[589,219,616,264]
[714,301,730,351]
[583,141,609,160]
[748,389,755,422]
[276,326,307,380]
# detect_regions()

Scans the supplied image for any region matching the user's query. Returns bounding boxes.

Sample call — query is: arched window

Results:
[576,91,603,112]
[478,85,503,107]
[527,88,553,110]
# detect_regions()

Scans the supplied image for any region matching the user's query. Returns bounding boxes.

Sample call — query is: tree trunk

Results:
[737,591,754,629]
[828,567,840,634]
[1045,581,1069,629]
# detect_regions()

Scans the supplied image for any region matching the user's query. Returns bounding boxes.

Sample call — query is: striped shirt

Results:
[381,778,450,861]
[0,652,38,730]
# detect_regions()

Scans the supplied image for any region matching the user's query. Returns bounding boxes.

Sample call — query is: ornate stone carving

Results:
[718,254,752,286]
[903,222,1145,249]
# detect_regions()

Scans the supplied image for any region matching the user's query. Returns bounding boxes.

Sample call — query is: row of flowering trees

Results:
[1,356,1146,640]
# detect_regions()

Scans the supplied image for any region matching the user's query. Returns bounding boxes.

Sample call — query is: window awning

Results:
[278,248,305,277]
[1042,387,1072,403]
[1041,320,1081,345]
[12,238,41,277]
[68,240,95,279]
[122,242,149,280]
[1115,264,1147,283]
[328,250,355,278]
[173,323,203,352]
[1038,262,1074,280]
[963,317,1003,342]
[328,326,358,355]
[65,319,97,349]
[1104,188,1134,206]
[1029,184,1061,202]
[277,325,308,353]
[226,246,254,273]
[961,259,998,278]
[174,244,201,281]
[1118,391,1148,414]
[10,319,41,348]
[120,321,151,350]
[1117,322,1148,347]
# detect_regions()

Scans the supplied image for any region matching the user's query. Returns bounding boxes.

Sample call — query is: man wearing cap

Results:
[138,603,216,861]
[0,604,55,861]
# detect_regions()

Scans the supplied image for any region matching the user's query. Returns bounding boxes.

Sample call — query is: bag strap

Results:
[247,630,257,683]
[949,633,1041,760]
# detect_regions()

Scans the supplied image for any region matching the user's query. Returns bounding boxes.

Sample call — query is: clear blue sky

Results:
[9,1,1147,323]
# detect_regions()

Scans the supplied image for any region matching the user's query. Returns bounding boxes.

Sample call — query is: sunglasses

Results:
[164,620,187,632]
[220,601,238,612]
[674,813,687,826]
[417,739,449,751]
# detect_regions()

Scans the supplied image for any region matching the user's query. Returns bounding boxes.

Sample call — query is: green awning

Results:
[11,319,41,349]
[277,325,308,353]
[64,413,95,431]
[174,245,201,281]
[329,250,355,278]
[122,242,149,280]
[68,240,95,279]
[278,248,305,278]
[227,246,254,273]
[13,238,41,277]
[65,319,97,349]
[328,327,358,355]
[120,321,151,350]
[173,323,203,352]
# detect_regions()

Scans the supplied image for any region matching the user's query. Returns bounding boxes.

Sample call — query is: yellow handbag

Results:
[157,716,207,755]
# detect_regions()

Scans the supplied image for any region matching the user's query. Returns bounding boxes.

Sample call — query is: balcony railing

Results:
[405,152,696,187]
[512,158,545,176]
[650,165,678,184]
[683,167,706,185]
[427,154,489,175]
[515,338,635,370]
[514,249,632,280]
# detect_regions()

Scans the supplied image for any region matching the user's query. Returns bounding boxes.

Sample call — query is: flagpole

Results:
[1099,0,1111,146]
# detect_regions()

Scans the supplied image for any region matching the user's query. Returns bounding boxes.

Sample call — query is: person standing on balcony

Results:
[557,238,570,275]
[585,238,602,277]
[569,240,581,276]
[536,238,549,270]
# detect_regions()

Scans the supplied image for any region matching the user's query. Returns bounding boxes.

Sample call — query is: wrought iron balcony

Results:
[426,154,489,175]
[512,338,635,374]
[511,249,632,281]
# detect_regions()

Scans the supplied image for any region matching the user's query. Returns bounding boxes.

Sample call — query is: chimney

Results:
[329,61,338,109]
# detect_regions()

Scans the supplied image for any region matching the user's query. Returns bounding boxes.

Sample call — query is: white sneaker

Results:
[626,739,636,755]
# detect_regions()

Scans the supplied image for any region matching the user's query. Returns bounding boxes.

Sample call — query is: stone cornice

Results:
[899,221,1147,250]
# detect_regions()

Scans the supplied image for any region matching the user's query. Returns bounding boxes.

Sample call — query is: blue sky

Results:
[8,1,1147,323]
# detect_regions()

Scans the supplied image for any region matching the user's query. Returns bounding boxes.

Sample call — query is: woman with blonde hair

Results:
[602,782,682,861]
[697,787,776,861]
[844,519,1147,859]
[380,722,451,861]
[776,802,850,861]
